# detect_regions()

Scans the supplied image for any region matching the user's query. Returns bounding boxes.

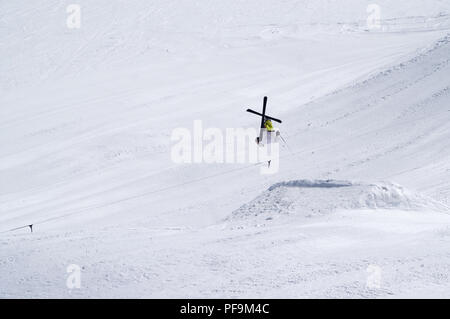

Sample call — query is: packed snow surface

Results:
[1,0,450,298]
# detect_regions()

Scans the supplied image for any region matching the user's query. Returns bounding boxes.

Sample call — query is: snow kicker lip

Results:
[228,180,450,224]
[268,179,354,191]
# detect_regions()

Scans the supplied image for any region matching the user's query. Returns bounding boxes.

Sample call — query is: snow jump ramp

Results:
[228,180,449,225]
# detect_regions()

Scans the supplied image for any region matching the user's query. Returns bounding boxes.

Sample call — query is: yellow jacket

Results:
[264,119,274,132]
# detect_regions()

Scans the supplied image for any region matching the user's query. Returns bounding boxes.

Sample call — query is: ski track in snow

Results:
[1,0,450,298]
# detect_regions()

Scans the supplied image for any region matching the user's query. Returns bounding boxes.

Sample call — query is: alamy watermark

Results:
[366,264,382,289]
[367,4,381,30]
[66,264,81,289]
[171,120,280,174]
[66,4,81,29]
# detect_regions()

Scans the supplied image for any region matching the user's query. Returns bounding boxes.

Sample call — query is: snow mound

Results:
[228,180,449,223]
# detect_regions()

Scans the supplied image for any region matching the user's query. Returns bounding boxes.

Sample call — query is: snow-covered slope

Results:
[1,0,450,298]
[280,33,450,205]
[3,180,450,298]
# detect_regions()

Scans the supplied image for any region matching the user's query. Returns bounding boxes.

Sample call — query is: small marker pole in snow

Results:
[29,224,33,233]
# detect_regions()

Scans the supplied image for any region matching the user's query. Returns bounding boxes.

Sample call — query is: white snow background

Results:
[1,0,450,298]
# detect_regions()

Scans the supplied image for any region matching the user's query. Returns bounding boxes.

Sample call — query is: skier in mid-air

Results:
[246,97,282,167]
